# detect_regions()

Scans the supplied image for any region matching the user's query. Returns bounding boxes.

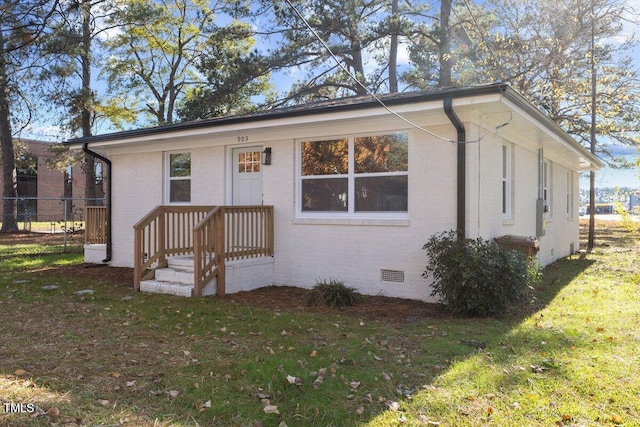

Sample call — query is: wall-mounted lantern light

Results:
[261,147,272,165]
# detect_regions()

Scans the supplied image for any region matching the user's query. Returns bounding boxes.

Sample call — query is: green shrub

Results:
[423,230,536,316]
[306,279,358,308]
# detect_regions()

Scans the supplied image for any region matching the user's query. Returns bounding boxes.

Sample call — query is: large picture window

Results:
[300,133,408,214]
[167,152,191,203]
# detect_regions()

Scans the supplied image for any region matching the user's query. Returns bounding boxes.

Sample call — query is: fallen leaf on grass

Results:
[29,406,46,419]
[311,368,327,388]
[168,390,179,399]
[612,414,623,424]
[286,374,302,386]
[387,401,400,411]
[355,406,364,415]
[126,380,136,387]
[349,381,360,390]
[197,400,212,412]
[14,369,27,376]
[530,365,545,373]
[263,404,280,414]
[97,400,110,407]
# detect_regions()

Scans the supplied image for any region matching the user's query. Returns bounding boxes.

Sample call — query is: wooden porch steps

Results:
[139,256,217,297]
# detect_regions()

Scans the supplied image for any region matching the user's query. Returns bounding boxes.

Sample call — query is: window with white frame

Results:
[166,151,191,203]
[300,133,408,214]
[566,170,574,218]
[543,160,552,218]
[502,144,512,219]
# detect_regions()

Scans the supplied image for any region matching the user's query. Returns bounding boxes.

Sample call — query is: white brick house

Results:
[73,84,601,301]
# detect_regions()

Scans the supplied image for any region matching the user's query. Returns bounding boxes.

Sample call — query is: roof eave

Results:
[501,87,603,171]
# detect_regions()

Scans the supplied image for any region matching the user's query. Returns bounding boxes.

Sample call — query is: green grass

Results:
[0,223,639,426]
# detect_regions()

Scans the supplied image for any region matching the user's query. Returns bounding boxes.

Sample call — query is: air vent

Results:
[381,269,404,283]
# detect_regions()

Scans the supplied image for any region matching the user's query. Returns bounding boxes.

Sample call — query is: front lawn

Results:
[0,223,638,426]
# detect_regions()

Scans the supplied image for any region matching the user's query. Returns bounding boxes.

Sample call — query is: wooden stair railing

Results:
[193,205,274,297]
[193,207,222,297]
[133,205,214,291]
[134,205,274,296]
[85,206,107,244]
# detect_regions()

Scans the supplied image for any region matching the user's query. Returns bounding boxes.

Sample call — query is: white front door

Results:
[232,147,263,205]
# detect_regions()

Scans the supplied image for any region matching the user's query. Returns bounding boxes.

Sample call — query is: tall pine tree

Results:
[0,0,60,232]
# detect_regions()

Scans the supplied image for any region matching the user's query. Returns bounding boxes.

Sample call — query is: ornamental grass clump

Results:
[306,279,358,308]
[423,230,536,316]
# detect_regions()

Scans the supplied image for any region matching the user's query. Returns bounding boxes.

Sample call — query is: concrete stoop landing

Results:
[139,256,217,297]
[139,255,274,297]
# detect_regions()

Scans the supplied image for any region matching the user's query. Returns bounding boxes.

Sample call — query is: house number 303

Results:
[237,135,249,143]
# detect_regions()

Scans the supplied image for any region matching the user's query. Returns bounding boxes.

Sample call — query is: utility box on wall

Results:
[495,235,540,257]
[536,198,546,237]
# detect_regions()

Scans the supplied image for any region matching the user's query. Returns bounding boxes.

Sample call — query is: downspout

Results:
[443,97,466,239]
[82,143,112,263]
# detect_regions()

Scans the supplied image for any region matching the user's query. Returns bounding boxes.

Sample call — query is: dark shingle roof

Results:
[67,83,511,145]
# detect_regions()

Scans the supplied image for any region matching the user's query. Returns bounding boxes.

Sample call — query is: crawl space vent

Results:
[381,269,405,283]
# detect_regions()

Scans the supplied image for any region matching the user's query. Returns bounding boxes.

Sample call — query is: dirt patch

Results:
[2,231,448,323]
[219,285,450,322]
[54,263,136,287]
[57,263,448,322]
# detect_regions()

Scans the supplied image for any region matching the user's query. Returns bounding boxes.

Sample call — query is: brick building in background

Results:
[1,139,104,224]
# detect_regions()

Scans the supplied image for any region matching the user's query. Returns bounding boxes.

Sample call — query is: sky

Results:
[586,0,640,188]
[17,0,640,189]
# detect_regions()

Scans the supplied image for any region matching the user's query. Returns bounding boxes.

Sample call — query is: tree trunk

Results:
[388,0,399,93]
[81,0,97,206]
[0,30,18,232]
[438,0,452,87]
[587,0,596,251]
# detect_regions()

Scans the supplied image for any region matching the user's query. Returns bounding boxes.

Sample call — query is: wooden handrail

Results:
[193,205,274,297]
[134,204,274,296]
[133,205,214,291]
[193,206,221,297]
[85,206,107,244]
[223,206,274,261]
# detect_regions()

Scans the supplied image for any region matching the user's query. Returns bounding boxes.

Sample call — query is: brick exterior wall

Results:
[101,105,586,301]
[0,139,102,222]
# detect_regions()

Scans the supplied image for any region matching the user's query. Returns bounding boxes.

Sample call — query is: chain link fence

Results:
[0,197,106,253]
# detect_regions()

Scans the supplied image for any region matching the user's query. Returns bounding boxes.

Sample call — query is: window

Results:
[238,150,261,173]
[502,144,512,219]
[64,166,73,215]
[300,133,408,215]
[566,171,573,218]
[16,155,38,220]
[167,152,191,203]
